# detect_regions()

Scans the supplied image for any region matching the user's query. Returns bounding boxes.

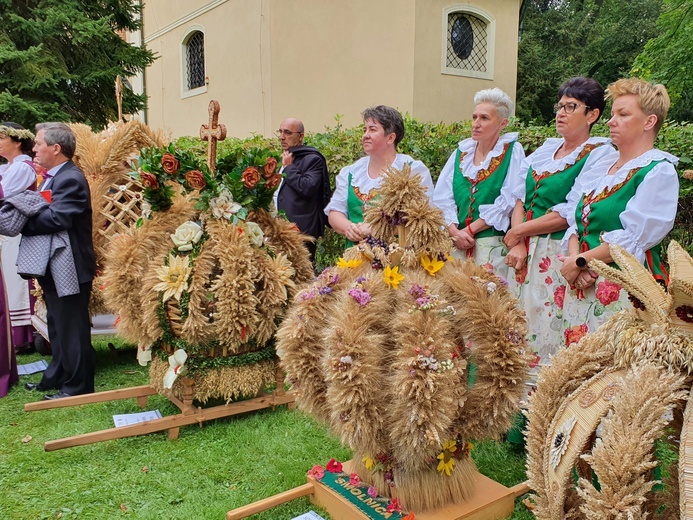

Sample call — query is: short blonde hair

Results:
[606,78,670,133]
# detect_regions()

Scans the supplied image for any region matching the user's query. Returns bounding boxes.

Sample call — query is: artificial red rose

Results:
[185,170,206,190]
[161,153,180,174]
[241,166,261,188]
[595,280,622,306]
[554,285,566,309]
[538,256,551,273]
[140,171,158,189]
[326,458,343,473]
[564,323,589,346]
[265,173,282,190]
[263,156,278,178]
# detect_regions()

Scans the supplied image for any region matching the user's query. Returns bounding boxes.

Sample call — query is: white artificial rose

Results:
[244,221,264,247]
[171,221,203,252]
[209,190,242,220]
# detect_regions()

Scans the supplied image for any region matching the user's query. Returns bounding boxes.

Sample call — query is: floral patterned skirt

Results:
[451,236,509,281]
[561,275,630,346]
[507,236,567,395]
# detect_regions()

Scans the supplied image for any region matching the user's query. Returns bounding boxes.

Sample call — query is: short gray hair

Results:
[35,122,76,159]
[473,88,514,120]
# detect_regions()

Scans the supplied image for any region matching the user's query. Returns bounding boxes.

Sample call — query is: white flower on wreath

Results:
[209,189,242,220]
[137,343,152,366]
[141,200,152,220]
[244,221,264,247]
[549,415,577,470]
[171,221,203,252]
[163,349,188,389]
[152,254,192,302]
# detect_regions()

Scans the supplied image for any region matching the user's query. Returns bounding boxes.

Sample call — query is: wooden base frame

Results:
[226,461,530,520]
[24,367,295,451]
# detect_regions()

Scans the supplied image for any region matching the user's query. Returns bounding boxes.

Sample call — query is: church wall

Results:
[412,0,520,123]
[141,0,519,138]
[267,0,417,136]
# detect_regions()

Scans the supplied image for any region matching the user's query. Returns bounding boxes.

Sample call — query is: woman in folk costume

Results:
[325,105,434,246]
[431,88,525,280]
[559,78,679,345]
[0,122,38,397]
[502,77,613,380]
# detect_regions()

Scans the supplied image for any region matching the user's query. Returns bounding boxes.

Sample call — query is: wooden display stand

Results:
[226,461,529,520]
[24,366,295,452]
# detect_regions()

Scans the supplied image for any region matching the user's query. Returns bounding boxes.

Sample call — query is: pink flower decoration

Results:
[554,285,566,309]
[564,323,589,346]
[545,276,553,285]
[367,486,378,498]
[386,497,403,513]
[307,465,325,480]
[596,280,622,306]
[529,353,541,368]
[482,263,494,273]
[539,257,551,273]
[326,458,343,473]
[349,473,361,486]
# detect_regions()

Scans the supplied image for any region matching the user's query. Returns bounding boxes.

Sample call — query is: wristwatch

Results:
[575,256,588,269]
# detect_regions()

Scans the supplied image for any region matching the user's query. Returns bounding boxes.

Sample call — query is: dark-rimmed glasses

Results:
[553,102,590,114]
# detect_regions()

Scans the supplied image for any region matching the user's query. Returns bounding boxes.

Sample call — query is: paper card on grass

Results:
[291,512,326,520]
[17,359,49,375]
[113,410,162,428]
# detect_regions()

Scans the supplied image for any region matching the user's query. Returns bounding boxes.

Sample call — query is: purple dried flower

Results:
[349,288,372,306]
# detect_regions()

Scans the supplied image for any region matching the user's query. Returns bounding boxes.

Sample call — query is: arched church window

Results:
[184,30,205,91]
[442,6,495,80]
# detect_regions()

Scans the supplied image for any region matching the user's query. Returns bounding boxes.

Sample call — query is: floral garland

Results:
[132,144,280,216]
[307,458,415,519]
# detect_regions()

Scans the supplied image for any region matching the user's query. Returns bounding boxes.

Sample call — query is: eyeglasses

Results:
[275,129,303,137]
[553,102,590,114]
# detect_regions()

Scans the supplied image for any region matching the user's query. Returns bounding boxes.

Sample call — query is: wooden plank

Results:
[24,385,158,411]
[310,463,517,520]
[225,483,315,520]
[41,390,296,451]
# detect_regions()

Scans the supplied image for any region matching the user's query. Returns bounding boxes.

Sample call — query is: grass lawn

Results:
[1,339,533,519]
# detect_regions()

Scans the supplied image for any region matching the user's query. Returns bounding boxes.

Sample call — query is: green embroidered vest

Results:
[345,171,379,247]
[575,159,667,280]
[452,142,514,238]
[524,143,603,240]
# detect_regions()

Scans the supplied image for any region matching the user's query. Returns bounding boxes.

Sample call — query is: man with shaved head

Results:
[275,118,330,261]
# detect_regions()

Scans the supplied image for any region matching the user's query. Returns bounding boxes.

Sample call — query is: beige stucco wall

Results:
[141,0,519,138]
[413,0,520,122]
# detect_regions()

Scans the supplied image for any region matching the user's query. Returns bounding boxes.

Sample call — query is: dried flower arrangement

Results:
[277,165,531,512]
[101,144,313,403]
[525,241,693,519]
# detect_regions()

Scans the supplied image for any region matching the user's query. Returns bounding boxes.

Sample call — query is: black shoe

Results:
[25,382,52,391]
[42,392,72,400]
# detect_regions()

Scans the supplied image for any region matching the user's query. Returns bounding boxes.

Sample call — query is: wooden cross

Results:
[199,100,227,174]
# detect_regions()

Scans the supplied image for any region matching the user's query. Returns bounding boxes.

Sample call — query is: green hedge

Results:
[176,116,693,267]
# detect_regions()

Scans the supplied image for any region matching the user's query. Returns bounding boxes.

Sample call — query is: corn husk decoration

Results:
[277,165,531,512]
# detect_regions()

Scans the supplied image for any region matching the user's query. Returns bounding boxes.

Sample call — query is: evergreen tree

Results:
[0,0,155,129]
[632,0,693,121]
[517,0,662,123]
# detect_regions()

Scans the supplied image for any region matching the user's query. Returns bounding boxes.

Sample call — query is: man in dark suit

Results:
[275,118,330,260]
[23,123,96,399]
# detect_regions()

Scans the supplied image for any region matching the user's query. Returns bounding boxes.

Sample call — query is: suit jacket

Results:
[21,160,95,291]
[276,146,330,240]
